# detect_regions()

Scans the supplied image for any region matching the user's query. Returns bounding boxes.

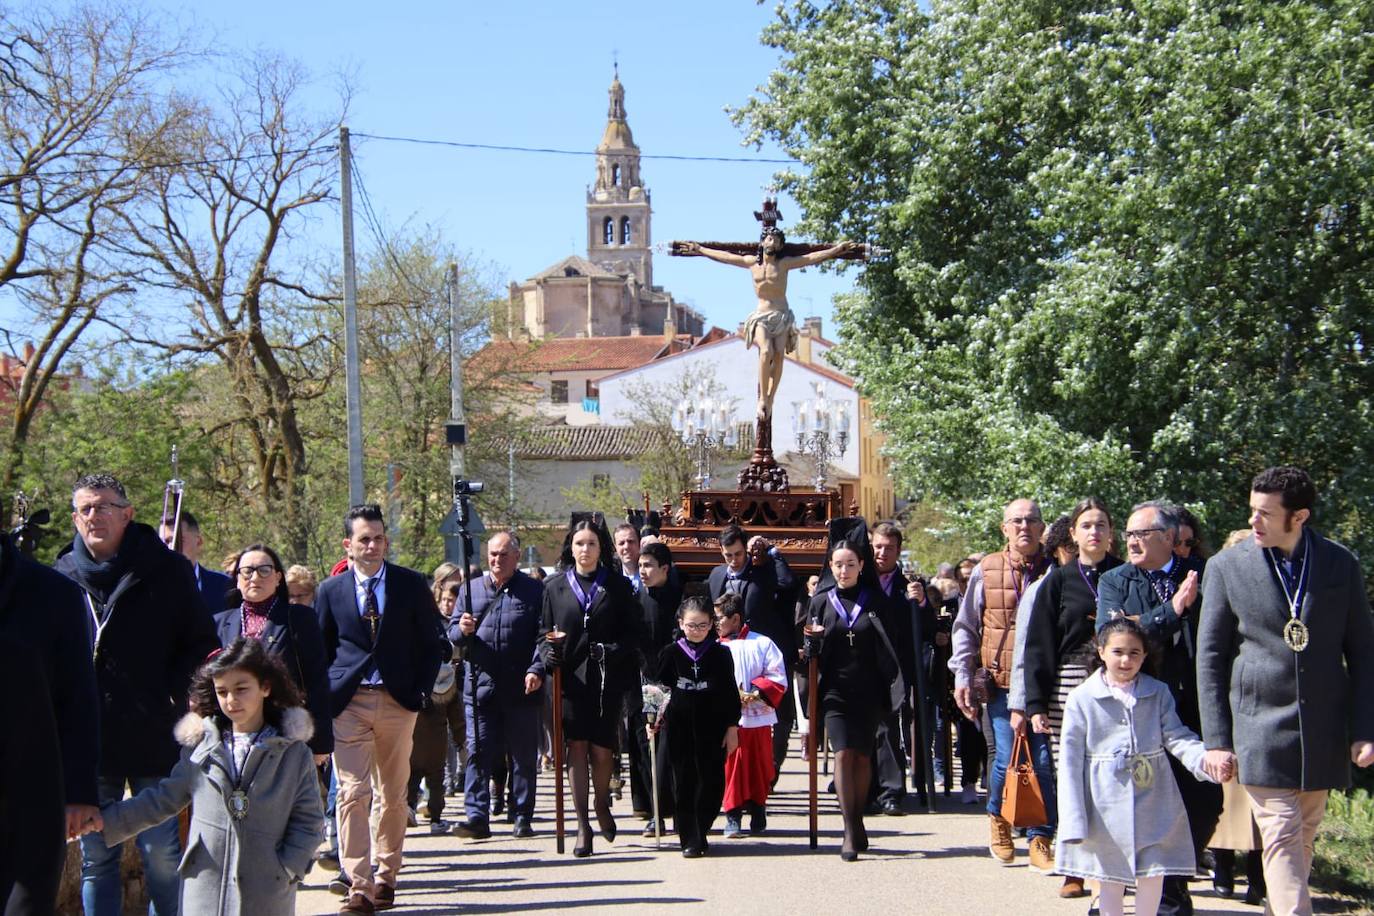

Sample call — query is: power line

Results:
[0,145,338,183]
[351,131,794,164]
[0,130,794,185]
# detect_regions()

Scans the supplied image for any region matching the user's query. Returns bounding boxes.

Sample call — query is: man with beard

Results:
[1198,468,1374,916]
[869,522,936,813]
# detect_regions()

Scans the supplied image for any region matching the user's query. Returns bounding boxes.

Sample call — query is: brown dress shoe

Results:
[374,884,395,910]
[340,893,376,915]
[1060,876,1090,898]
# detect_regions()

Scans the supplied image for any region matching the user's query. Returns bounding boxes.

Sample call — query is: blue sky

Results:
[160,0,860,338]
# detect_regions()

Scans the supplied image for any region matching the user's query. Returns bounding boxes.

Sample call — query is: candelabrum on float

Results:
[670,387,739,489]
[791,382,850,490]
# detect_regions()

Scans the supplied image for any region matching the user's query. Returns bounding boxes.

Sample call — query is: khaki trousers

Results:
[335,686,418,900]
[1244,784,1328,916]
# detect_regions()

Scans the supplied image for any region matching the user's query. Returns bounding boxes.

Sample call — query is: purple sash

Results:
[828,589,870,630]
[566,568,607,623]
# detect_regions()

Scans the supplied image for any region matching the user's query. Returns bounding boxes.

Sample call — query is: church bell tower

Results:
[587,68,652,288]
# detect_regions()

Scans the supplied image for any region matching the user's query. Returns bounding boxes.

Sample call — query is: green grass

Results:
[1313,788,1374,909]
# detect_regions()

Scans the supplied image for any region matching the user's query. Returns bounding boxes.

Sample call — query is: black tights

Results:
[568,740,615,847]
[833,749,872,855]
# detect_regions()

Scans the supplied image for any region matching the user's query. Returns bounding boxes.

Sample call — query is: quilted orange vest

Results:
[979,549,1047,689]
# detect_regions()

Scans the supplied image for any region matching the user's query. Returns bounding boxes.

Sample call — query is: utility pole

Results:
[340,125,365,506]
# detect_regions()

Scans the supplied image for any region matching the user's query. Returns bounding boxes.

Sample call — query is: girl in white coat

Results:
[1056,617,1218,916]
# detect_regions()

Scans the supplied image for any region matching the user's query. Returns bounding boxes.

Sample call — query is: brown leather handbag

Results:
[1001,732,1048,827]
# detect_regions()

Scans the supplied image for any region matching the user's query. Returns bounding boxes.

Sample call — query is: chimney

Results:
[803,316,823,338]
[663,314,676,343]
[23,341,36,363]
[629,326,642,337]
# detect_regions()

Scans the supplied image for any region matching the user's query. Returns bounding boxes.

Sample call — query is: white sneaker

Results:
[961,785,980,805]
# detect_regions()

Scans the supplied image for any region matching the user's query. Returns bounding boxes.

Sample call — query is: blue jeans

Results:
[80,775,183,915]
[326,763,340,856]
[985,686,1056,839]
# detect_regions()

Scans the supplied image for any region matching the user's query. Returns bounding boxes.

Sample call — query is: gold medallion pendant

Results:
[1283,618,1310,653]
[1130,754,1154,790]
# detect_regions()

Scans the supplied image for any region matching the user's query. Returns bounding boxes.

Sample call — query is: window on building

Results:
[603,217,614,245]
[611,163,620,186]
[621,216,632,245]
[585,379,599,398]
[592,473,610,490]
[550,380,568,404]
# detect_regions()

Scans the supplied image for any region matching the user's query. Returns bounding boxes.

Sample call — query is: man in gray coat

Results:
[1198,467,1374,916]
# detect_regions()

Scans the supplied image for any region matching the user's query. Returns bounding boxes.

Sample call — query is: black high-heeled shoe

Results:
[595,798,617,842]
[573,827,593,858]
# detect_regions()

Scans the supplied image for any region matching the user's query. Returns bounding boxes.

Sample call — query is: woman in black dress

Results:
[803,540,902,861]
[539,518,640,857]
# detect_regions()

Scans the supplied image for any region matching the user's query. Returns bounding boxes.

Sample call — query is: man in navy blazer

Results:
[159,510,234,612]
[707,524,797,772]
[317,505,445,914]
[1097,500,1217,916]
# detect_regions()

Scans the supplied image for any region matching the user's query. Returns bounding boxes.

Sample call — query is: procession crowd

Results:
[1,466,1370,916]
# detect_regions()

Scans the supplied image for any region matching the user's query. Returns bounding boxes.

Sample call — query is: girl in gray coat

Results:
[95,638,323,916]
[1056,618,1217,916]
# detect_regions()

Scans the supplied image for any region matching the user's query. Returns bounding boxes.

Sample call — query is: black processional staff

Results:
[805,617,820,849]
[160,444,186,550]
[451,477,486,808]
[907,572,938,814]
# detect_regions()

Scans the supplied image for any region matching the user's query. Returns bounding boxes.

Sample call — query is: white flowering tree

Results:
[735,0,1374,556]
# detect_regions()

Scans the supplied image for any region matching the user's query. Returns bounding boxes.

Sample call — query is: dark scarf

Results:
[66,532,128,605]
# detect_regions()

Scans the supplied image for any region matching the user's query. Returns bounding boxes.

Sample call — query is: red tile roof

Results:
[474,336,672,374]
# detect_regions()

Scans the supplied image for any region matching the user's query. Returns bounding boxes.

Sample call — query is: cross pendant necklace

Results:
[364,606,380,642]
[692,661,700,680]
[845,630,856,648]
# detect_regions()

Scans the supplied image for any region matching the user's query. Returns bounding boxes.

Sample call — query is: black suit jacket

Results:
[197,565,234,612]
[1097,556,1205,728]
[216,601,334,753]
[876,569,937,694]
[707,552,797,667]
[317,562,445,716]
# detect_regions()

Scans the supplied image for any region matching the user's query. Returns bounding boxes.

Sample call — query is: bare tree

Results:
[0,4,195,486]
[115,50,345,558]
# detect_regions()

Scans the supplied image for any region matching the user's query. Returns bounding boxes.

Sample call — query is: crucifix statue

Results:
[671,197,871,491]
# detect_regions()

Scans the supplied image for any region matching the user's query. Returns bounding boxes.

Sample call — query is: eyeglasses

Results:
[1003,516,1043,527]
[1124,528,1166,540]
[681,622,712,631]
[74,502,129,518]
[237,564,278,579]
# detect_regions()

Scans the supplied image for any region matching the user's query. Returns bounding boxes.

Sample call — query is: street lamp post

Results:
[671,386,739,490]
[792,382,851,490]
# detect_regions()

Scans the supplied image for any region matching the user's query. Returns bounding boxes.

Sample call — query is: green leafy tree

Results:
[736,0,1374,555]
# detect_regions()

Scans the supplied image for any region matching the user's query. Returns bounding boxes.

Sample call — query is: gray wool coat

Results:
[1197,531,1374,790]
[1055,671,1213,885]
[101,708,323,916]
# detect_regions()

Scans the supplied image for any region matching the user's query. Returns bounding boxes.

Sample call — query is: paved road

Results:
[296,734,1344,915]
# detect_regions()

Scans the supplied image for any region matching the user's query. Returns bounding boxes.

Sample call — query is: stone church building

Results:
[504,71,705,340]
